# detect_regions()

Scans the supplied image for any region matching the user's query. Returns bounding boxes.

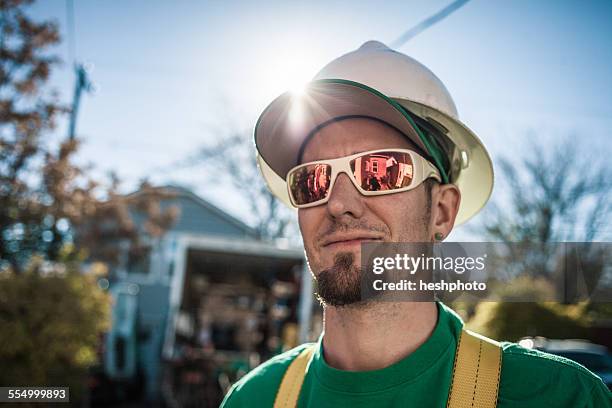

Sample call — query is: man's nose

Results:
[326,172,365,219]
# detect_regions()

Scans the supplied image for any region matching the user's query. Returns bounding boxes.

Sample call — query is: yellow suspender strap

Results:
[447,329,503,408]
[273,345,316,408]
[272,329,502,408]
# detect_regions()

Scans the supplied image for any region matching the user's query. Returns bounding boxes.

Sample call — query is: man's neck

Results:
[322,301,438,371]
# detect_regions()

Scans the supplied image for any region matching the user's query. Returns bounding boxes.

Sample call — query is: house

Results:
[102,185,312,405]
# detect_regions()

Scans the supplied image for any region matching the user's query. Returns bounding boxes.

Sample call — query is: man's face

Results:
[298,117,433,306]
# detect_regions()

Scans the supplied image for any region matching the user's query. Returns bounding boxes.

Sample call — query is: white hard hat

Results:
[255,40,493,225]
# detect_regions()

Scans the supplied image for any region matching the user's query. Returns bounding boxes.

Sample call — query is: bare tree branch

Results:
[185,128,295,240]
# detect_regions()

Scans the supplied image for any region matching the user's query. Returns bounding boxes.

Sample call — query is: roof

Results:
[125,184,260,239]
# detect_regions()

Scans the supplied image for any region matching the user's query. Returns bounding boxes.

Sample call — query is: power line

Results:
[390,0,471,48]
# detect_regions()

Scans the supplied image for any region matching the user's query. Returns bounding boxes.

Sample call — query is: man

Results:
[221,41,611,407]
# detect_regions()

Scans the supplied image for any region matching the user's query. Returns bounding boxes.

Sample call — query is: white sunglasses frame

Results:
[286,148,442,208]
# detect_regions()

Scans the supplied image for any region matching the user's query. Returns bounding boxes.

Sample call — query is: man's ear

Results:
[430,183,461,241]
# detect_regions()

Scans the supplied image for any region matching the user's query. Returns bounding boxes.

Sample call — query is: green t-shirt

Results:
[221,303,611,407]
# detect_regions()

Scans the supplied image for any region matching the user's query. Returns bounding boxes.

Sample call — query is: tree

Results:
[0,0,177,398]
[478,137,610,282]
[0,257,111,399]
[464,137,612,341]
[480,138,610,245]
[0,0,176,272]
[0,0,64,271]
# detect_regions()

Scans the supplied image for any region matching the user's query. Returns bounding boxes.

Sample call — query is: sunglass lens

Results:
[288,163,332,205]
[350,151,414,192]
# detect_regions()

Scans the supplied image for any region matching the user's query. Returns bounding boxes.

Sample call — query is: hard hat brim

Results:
[395,99,494,225]
[254,79,493,226]
[255,79,431,179]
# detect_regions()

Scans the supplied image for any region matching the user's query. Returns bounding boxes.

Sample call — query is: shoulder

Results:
[501,341,602,381]
[498,342,611,406]
[220,343,315,408]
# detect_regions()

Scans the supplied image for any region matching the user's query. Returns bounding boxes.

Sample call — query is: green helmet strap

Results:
[396,104,450,184]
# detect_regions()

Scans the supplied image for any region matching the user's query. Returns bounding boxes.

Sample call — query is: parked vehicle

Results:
[519,337,612,390]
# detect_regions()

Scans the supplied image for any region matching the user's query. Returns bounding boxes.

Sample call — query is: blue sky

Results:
[30,0,612,240]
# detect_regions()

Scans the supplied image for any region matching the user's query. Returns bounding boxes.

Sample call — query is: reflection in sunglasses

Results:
[352,153,413,192]
[291,164,332,204]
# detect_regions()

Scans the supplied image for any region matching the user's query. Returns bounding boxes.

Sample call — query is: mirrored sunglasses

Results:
[287,149,441,208]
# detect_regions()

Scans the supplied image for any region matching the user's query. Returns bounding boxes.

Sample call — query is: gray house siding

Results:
[163,195,254,238]
[128,185,259,241]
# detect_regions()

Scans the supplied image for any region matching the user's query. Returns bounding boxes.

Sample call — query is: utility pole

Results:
[67,63,93,140]
[65,0,93,141]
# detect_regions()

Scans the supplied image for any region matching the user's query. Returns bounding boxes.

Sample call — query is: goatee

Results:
[315,252,364,307]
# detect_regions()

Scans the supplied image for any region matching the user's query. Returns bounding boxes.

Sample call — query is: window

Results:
[127,245,151,274]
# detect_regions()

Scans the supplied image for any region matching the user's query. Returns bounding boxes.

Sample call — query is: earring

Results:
[434,232,444,241]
